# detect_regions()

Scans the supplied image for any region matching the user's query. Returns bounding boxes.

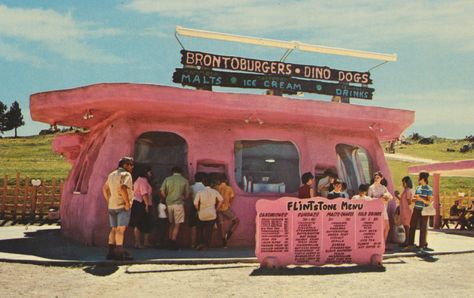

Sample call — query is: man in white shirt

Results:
[102,157,134,260]
[194,177,223,250]
[189,172,207,248]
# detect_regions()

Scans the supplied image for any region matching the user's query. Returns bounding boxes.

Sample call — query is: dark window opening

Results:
[336,144,372,196]
[134,132,188,186]
[234,140,300,193]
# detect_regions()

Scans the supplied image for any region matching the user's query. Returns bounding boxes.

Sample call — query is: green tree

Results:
[6,101,25,138]
[0,101,7,134]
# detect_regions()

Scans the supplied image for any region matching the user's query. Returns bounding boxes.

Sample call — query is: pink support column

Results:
[433,173,440,229]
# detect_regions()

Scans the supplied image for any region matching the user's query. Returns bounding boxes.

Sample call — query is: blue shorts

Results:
[108,208,131,227]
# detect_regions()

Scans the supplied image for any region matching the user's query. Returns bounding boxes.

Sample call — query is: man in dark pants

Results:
[405,172,433,252]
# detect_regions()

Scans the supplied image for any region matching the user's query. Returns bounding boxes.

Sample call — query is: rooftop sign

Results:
[173,68,374,99]
[181,50,372,84]
[173,50,375,99]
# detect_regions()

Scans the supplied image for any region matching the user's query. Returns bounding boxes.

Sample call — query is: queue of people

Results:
[298,169,434,251]
[102,156,240,260]
[103,156,434,260]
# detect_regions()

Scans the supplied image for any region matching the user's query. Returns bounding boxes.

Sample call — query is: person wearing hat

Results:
[102,156,134,260]
[327,179,347,199]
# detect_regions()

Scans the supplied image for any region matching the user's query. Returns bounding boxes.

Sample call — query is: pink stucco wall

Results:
[30,83,414,247]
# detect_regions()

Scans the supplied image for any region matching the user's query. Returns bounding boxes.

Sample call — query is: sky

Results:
[0,0,473,138]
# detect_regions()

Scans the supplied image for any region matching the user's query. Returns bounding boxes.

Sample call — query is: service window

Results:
[336,144,372,196]
[234,140,300,193]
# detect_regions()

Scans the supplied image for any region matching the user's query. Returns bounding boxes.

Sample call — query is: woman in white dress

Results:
[368,171,393,244]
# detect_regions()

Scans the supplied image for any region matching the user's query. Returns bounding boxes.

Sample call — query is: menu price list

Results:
[294,212,321,264]
[324,212,354,264]
[357,211,382,250]
[259,213,289,253]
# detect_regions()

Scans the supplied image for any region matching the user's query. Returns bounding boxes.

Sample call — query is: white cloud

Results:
[0,4,123,64]
[0,40,45,65]
[123,0,474,52]
[122,0,254,17]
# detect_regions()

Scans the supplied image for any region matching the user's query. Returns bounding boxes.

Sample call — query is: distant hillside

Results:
[0,135,473,194]
[385,138,474,193]
[0,134,71,180]
[395,140,474,161]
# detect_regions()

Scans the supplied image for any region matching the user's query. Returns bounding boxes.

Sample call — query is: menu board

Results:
[256,197,384,267]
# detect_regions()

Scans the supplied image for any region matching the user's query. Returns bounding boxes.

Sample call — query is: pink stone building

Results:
[30,83,414,246]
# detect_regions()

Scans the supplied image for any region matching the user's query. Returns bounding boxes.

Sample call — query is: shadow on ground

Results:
[83,265,120,276]
[250,264,387,276]
[125,264,257,274]
[0,228,104,261]
[0,227,255,262]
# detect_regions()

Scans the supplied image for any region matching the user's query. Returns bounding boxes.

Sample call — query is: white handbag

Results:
[422,203,436,216]
[393,225,406,244]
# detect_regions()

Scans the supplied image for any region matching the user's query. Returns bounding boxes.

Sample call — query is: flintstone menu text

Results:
[255,197,384,267]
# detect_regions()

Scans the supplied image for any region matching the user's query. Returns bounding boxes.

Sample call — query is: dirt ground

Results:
[1,253,473,297]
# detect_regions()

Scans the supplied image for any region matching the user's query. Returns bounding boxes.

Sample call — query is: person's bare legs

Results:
[115,226,126,245]
[134,227,144,248]
[216,217,226,246]
[143,233,152,247]
[106,227,116,259]
[190,226,197,248]
[403,225,410,246]
[168,222,181,249]
[384,220,390,243]
[171,223,180,241]
[114,225,132,260]
[228,217,240,238]
[108,228,116,245]
[169,223,174,241]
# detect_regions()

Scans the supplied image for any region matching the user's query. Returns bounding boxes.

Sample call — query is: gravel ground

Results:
[1,253,473,297]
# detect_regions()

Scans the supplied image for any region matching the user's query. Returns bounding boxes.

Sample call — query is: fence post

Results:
[12,172,20,220]
[30,179,41,221]
[38,183,46,218]
[22,176,30,218]
[1,175,7,218]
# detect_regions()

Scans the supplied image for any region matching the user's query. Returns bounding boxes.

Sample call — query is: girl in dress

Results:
[368,171,393,244]
[129,166,154,248]
[399,176,414,246]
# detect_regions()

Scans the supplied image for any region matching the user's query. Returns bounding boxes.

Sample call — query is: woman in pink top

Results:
[399,176,413,246]
[129,167,154,248]
[368,171,393,244]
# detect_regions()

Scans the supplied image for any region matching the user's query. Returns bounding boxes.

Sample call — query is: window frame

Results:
[234,139,301,195]
[335,144,373,196]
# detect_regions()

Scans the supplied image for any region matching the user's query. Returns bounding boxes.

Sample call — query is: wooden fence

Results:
[439,190,473,218]
[0,173,63,221]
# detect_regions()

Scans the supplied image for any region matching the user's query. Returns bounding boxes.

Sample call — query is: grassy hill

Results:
[396,140,474,161]
[0,134,71,181]
[388,159,474,194]
[0,135,473,194]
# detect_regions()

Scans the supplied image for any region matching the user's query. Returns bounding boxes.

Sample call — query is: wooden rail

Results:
[0,173,63,221]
